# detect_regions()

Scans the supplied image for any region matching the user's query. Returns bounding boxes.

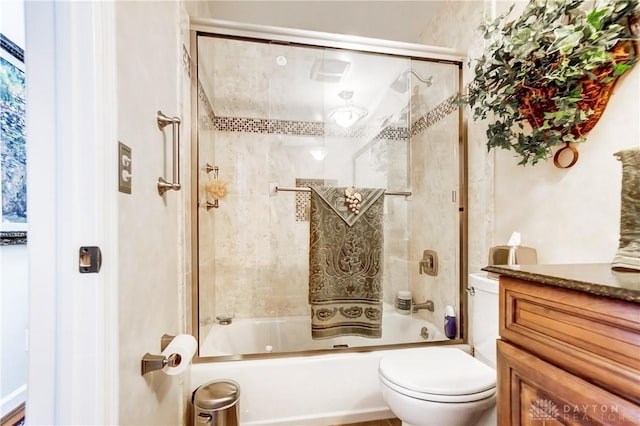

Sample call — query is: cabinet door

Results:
[499,277,640,403]
[497,340,640,426]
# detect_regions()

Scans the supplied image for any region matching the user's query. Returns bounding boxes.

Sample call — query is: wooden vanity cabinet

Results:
[497,276,640,425]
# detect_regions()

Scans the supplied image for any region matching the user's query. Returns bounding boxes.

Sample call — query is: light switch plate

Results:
[118,141,132,194]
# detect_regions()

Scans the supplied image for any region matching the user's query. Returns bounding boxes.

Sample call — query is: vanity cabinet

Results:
[496,275,640,426]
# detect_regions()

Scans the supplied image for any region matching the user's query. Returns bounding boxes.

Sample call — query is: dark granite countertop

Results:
[482,263,640,304]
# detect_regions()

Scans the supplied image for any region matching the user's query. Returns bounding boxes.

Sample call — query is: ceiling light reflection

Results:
[310,147,326,161]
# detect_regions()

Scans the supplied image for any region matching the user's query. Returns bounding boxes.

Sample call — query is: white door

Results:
[25,1,118,424]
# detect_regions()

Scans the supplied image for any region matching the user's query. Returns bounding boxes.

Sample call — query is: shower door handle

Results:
[157,110,182,195]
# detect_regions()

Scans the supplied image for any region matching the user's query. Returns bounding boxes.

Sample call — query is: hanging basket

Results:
[515,41,637,168]
[465,1,640,167]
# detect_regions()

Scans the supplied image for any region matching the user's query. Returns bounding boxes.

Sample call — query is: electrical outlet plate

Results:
[119,141,132,194]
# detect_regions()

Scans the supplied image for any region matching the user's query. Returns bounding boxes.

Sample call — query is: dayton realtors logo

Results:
[529,399,637,423]
[529,399,559,424]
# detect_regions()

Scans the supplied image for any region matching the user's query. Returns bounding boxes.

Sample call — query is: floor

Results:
[0,403,25,426]
[337,419,401,426]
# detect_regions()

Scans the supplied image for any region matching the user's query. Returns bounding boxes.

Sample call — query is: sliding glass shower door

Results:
[194,31,463,358]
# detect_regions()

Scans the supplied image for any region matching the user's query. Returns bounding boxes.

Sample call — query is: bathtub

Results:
[191,344,472,426]
[200,306,446,356]
[193,310,466,425]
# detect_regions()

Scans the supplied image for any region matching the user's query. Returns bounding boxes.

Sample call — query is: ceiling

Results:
[199,36,421,128]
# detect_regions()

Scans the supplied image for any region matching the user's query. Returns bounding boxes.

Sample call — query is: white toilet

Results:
[378,273,499,426]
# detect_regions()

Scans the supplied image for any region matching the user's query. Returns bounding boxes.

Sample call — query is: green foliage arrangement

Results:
[465,0,639,166]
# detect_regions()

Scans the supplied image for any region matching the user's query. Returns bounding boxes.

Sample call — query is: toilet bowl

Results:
[379,273,499,426]
[379,347,496,426]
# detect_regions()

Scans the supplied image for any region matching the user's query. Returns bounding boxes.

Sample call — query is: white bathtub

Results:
[201,307,446,356]
[191,344,472,426]
[193,309,465,425]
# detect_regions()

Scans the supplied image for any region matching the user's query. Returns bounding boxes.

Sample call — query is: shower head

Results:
[390,69,433,93]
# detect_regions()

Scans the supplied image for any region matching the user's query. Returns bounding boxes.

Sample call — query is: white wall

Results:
[424,0,640,268]
[0,0,28,418]
[0,0,25,48]
[486,1,639,264]
[115,1,190,424]
[0,245,28,417]
[197,1,443,43]
[493,65,640,264]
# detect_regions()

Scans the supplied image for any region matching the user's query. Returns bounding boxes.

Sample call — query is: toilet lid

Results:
[379,348,496,397]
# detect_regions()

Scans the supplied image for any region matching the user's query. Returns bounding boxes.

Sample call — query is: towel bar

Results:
[272,185,411,197]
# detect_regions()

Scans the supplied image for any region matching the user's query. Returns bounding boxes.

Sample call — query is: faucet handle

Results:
[419,250,438,276]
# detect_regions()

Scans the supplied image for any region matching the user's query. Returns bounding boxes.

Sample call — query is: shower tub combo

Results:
[190,18,467,426]
[194,310,463,426]
[201,305,444,356]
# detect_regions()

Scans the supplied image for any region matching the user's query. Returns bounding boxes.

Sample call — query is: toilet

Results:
[378,273,498,426]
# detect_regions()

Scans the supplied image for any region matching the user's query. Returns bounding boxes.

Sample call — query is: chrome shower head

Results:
[390,69,433,93]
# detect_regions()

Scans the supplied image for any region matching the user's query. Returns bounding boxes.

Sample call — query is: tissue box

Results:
[488,246,538,266]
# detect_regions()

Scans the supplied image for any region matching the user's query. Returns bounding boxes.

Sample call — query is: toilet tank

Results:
[468,273,499,368]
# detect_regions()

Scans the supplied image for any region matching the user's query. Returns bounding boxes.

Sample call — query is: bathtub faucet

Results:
[412,299,434,313]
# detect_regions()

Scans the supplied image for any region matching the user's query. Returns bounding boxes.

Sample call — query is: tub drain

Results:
[420,327,429,339]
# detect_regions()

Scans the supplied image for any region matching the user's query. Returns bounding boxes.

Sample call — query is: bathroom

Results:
[2,1,638,425]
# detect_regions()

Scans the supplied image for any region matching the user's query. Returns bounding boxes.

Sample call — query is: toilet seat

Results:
[379,348,496,403]
[380,374,495,403]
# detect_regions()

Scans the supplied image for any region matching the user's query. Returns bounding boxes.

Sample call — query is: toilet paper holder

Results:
[141,334,181,376]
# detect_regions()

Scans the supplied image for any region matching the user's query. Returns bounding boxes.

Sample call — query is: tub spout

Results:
[412,300,434,313]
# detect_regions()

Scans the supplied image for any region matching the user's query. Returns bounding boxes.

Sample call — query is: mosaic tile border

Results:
[185,44,217,132]
[198,81,216,130]
[411,94,460,136]
[294,178,337,222]
[210,115,409,139]
[378,126,410,140]
[197,81,460,139]
[214,116,324,136]
[182,44,192,79]
[205,106,454,139]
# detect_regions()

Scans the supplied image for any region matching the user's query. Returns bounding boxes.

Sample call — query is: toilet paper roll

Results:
[161,334,197,376]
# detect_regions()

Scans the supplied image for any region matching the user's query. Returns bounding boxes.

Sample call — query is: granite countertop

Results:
[482,263,640,303]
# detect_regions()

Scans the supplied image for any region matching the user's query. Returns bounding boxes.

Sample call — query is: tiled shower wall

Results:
[197,111,218,338]
[195,41,462,346]
[409,111,460,332]
[199,127,412,321]
[407,60,461,333]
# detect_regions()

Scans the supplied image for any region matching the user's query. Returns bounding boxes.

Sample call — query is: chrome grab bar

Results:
[157,110,181,195]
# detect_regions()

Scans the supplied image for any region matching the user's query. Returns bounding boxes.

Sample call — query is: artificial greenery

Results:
[465,0,639,166]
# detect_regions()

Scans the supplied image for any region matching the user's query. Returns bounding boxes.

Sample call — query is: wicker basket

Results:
[517,42,635,139]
